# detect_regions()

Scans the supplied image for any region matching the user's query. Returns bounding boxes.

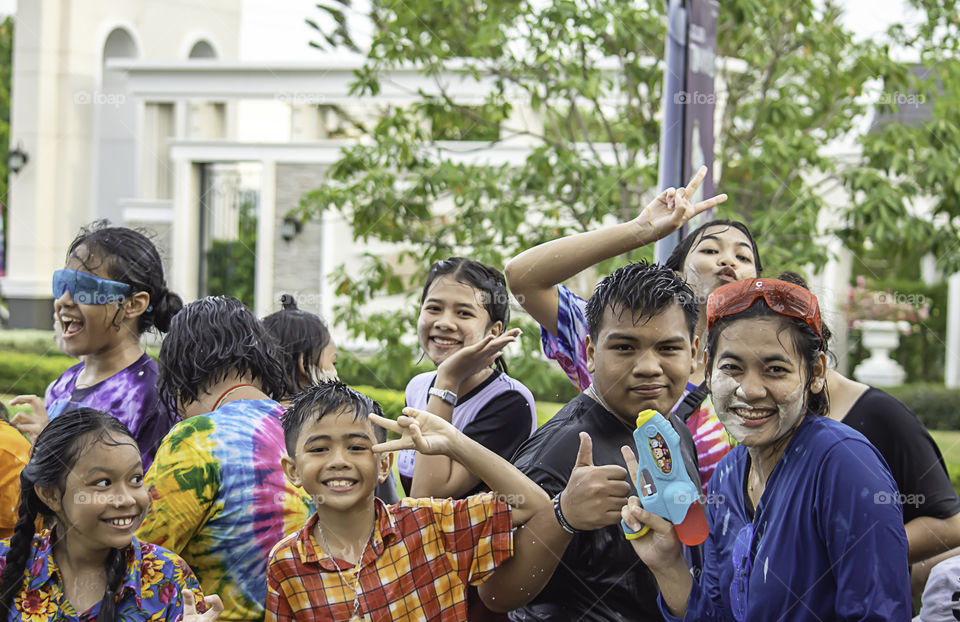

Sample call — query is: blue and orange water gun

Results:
[621,409,709,546]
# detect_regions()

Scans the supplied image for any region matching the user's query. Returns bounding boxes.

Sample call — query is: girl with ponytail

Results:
[10,221,184,471]
[0,408,222,621]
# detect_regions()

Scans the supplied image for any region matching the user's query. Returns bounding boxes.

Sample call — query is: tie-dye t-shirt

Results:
[44,352,176,471]
[137,399,312,621]
[541,284,733,489]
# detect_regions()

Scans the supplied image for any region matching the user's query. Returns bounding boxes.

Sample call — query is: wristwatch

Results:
[428,387,458,406]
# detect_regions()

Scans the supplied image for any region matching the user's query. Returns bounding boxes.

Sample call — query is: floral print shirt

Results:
[0,530,202,621]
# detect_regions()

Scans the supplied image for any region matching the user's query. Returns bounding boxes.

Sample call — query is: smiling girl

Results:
[622,278,910,621]
[10,222,183,471]
[400,258,537,503]
[0,408,222,621]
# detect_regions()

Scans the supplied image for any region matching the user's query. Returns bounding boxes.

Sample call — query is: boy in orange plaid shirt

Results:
[267,381,628,621]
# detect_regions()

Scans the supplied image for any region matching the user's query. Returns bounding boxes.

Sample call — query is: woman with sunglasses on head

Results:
[10,221,183,471]
[621,278,910,621]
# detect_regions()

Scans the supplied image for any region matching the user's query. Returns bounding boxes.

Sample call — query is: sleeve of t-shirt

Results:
[540,284,592,391]
[815,439,912,620]
[417,494,514,586]
[157,548,206,620]
[850,391,960,522]
[136,419,220,554]
[460,391,534,464]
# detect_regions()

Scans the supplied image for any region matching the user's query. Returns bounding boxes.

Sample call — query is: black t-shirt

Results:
[508,393,700,622]
[402,370,534,497]
[842,387,960,524]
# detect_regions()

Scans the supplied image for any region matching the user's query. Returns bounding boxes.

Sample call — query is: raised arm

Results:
[373,408,550,524]
[504,166,727,335]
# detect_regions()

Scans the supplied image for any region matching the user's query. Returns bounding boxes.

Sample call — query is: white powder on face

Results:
[711,367,806,445]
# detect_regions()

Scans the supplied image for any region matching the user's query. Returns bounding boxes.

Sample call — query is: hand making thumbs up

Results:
[557,432,634,531]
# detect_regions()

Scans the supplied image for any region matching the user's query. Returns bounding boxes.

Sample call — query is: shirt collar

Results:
[297,498,401,572]
[27,529,144,608]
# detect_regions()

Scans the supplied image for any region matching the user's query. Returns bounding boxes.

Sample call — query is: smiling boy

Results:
[509,261,702,621]
[268,382,546,621]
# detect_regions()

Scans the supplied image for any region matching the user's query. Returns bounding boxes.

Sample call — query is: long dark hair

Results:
[262,295,334,396]
[664,219,763,276]
[420,257,511,374]
[158,296,287,408]
[68,220,183,333]
[0,408,135,621]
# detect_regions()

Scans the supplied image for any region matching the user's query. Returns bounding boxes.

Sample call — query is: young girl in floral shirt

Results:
[0,408,221,621]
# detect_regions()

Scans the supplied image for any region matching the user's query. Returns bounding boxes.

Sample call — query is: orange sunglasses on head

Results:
[706,278,822,340]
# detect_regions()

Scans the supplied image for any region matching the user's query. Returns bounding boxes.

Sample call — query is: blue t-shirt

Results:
[662,415,911,622]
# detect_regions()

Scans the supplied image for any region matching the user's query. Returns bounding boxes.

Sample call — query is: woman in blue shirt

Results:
[621,278,911,621]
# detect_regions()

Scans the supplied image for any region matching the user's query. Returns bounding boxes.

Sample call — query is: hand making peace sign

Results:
[636,165,728,241]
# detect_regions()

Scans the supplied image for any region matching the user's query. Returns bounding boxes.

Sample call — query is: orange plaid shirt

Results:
[266,494,513,621]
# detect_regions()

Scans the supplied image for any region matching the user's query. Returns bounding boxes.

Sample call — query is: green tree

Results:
[299,0,960,379]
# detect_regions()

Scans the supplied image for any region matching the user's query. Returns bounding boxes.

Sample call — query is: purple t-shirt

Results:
[44,352,176,471]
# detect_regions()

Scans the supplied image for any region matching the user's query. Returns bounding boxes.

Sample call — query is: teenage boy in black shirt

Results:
[508,262,701,621]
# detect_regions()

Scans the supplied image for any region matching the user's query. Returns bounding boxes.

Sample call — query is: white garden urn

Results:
[852,320,909,386]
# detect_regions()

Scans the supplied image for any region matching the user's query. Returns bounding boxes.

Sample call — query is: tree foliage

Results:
[299,0,960,372]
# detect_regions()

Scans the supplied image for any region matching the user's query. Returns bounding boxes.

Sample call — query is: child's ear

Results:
[703,350,711,392]
[378,452,394,484]
[296,355,311,387]
[35,485,62,514]
[124,291,151,320]
[488,320,503,338]
[280,454,303,488]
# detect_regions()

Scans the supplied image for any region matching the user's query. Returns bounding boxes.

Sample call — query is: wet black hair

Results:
[664,219,763,276]
[0,408,136,621]
[776,271,836,367]
[420,257,511,374]
[585,261,698,341]
[157,296,287,409]
[262,295,334,397]
[67,220,183,334]
[705,278,829,417]
[283,381,387,456]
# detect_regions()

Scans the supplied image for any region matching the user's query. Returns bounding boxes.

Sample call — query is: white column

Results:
[254,160,276,318]
[946,272,960,388]
[170,159,201,302]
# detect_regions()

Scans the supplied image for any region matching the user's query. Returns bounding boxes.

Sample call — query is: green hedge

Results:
[886,383,960,431]
[0,351,75,396]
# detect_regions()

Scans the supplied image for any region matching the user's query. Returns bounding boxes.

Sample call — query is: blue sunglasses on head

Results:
[52,269,133,306]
